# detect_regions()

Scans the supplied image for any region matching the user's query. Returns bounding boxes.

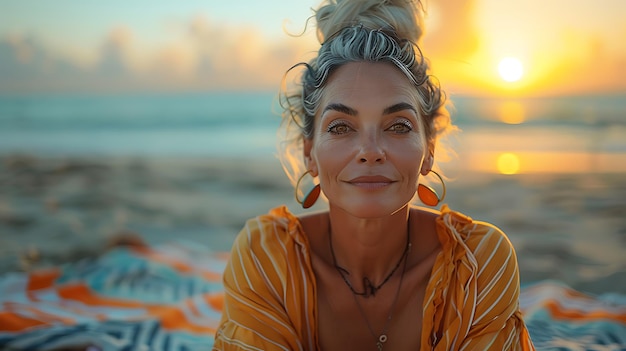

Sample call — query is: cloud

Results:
[97,26,134,77]
[0,15,315,93]
[0,10,623,95]
[180,15,315,90]
[544,29,626,94]
[0,35,90,91]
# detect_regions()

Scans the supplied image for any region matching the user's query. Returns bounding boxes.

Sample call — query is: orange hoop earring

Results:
[295,170,320,209]
[417,170,446,206]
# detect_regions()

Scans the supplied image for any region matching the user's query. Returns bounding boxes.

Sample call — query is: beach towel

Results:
[1,242,625,351]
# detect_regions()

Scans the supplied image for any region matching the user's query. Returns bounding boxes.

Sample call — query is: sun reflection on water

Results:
[497,152,521,174]
[498,101,525,124]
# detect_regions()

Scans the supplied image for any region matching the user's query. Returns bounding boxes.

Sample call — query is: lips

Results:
[346,175,394,189]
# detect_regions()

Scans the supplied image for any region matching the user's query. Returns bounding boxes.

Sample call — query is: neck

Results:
[327,205,411,287]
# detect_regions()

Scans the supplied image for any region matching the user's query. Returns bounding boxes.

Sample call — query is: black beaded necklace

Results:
[328,222,411,298]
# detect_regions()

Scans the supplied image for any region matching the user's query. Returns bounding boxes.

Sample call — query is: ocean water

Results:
[0,92,280,158]
[0,92,624,172]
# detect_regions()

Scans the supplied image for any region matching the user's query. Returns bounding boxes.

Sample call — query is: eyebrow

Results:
[322,102,417,116]
[383,102,417,115]
[322,103,357,116]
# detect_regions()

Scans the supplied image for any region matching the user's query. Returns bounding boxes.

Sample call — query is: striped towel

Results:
[0,242,227,351]
[1,243,625,350]
[520,280,626,350]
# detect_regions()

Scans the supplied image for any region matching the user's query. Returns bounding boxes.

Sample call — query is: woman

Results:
[214,0,535,350]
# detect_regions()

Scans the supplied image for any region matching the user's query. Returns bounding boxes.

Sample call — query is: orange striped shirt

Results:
[214,205,535,350]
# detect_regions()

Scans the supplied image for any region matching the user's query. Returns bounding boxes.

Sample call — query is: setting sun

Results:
[498,57,524,82]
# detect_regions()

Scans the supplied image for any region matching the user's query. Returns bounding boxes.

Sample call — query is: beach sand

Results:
[1,154,624,294]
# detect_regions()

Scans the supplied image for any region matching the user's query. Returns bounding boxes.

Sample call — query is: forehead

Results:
[321,62,418,107]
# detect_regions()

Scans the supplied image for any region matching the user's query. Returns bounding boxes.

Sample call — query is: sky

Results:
[1,0,626,96]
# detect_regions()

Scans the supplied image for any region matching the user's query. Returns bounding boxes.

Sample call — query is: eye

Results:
[327,120,353,135]
[386,120,413,134]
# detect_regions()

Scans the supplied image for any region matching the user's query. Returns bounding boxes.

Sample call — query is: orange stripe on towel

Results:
[199,271,222,282]
[546,300,626,324]
[0,311,48,332]
[57,283,143,308]
[146,305,216,334]
[27,269,61,291]
[185,297,201,318]
[26,269,62,301]
[132,247,222,281]
[204,292,224,312]
[2,303,77,329]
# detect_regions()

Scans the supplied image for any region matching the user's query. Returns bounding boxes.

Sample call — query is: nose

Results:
[357,132,386,164]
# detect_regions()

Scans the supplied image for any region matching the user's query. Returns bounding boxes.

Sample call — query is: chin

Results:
[332,200,410,219]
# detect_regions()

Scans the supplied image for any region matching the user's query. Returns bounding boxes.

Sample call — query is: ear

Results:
[420,150,434,176]
[303,137,319,176]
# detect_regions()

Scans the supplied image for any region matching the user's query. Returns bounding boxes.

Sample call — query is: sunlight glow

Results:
[498,57,524,82]
[497,153,521,174]
[498,101,525,124]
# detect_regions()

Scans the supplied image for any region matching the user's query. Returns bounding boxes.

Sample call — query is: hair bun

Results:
[315,0,424,44]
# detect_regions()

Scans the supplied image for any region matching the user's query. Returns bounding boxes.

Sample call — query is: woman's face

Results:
[304,61,433,218]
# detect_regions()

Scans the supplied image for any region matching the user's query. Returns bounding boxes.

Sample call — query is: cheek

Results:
[312,142,356,193]
[393,139,426,178]
[312,139,346,173]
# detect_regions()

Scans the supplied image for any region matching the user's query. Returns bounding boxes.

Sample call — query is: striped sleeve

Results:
[423,206,535,351]
[213,207,317,351]
[459,221,535,350]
